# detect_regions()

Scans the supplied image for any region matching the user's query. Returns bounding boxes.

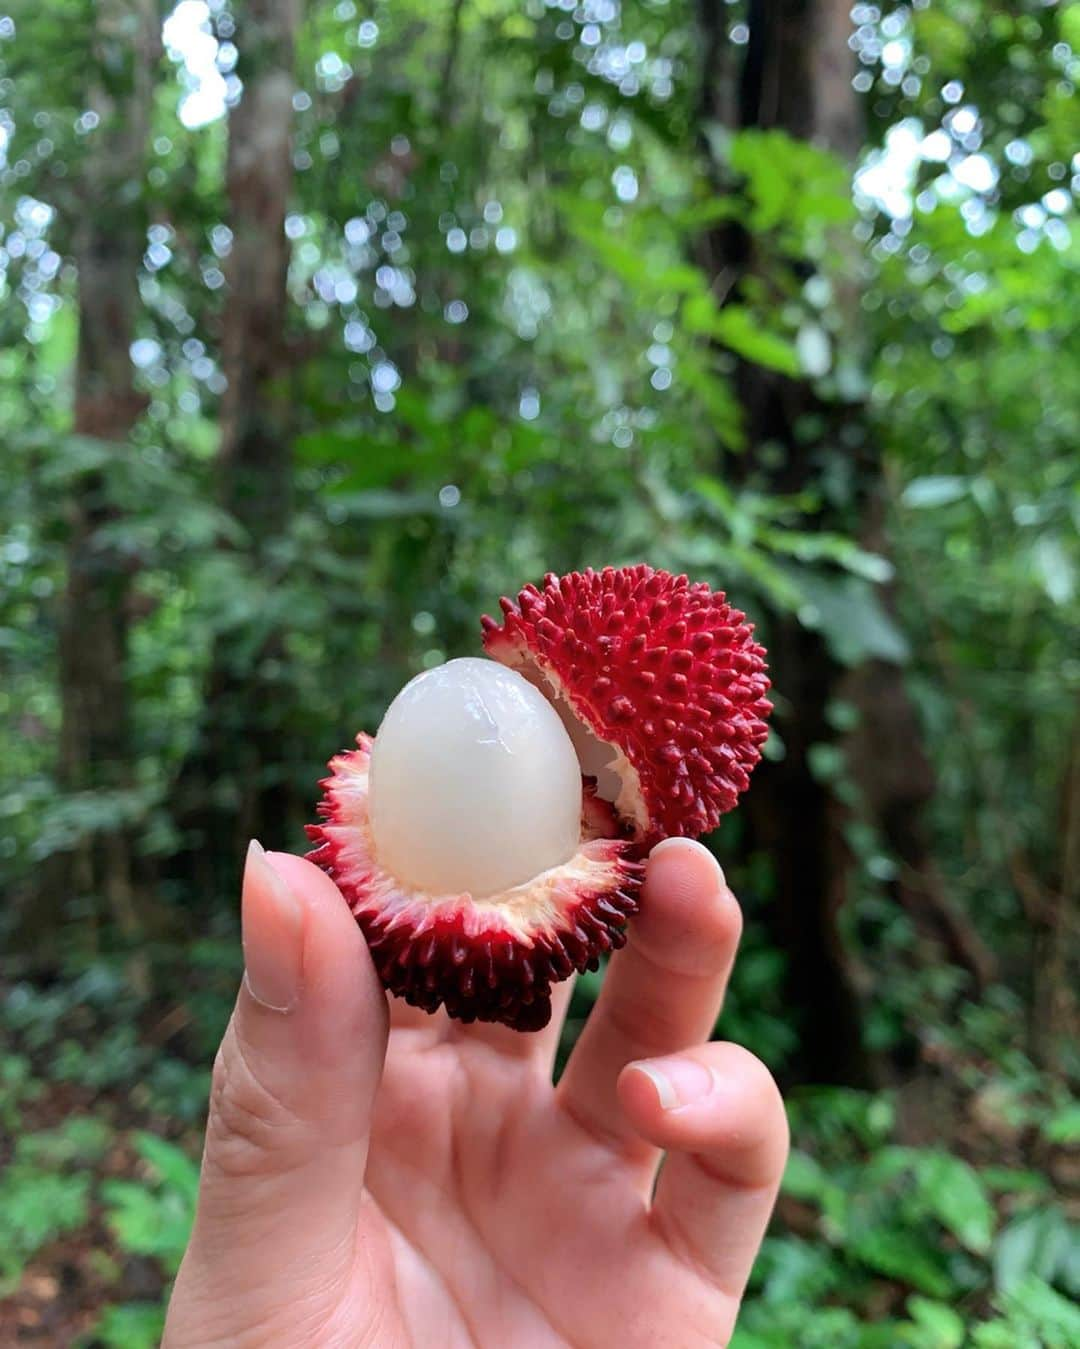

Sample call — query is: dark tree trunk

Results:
[701,0,933,1084]
[843,494,997,993]
[173,0,299,889]
[49,0,159,947]
[1025,697,1080,1073]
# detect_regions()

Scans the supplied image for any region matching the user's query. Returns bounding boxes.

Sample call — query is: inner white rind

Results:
[369,658,583,898]
[494,645,650,837]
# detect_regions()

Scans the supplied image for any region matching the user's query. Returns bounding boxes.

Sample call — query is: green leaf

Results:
[35,433,118,485]
[296,427,453,486]
[994,1208,1071,1293]
[558,199,702,300]
[782,1150,831,1202]
[914,10,971,67]
[0,1164,91,1289]
[971,1323,1035,1349]
[1043,1102,1080,1144]
[678,354,745,448]
[916,1151,995,1255]
[725,130,852,237]
[16,1117,113,1166]
[1003,1274,1080,1344]
[905,1296,966,1349]
[848,1224,955,1296]
[795,573,910,665]
[1061,3,1080,53]
[982,1167,1052,1196]
[683,295,801,376]
[763,526,894,582]
[732,1301,862,1349]
[673,196,745,230]
[692,475,739,522]
[135,1133,200,1204]
[901,476,969,509]
[752,1234,842,1303]
[325,488,441,517]
[1032,537,1076,606]
[102,1145,197,1278]
[726,545,807,610]
[94,1302,167,1349]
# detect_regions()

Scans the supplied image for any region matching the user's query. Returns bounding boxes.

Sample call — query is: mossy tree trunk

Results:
[51,0,160,948]
[173,0,300,890]
[698,0,969,1083]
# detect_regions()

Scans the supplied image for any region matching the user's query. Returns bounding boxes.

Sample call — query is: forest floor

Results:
[1,953,1077,1349]
[0,1080,178,1346]
[0,955,225,1349]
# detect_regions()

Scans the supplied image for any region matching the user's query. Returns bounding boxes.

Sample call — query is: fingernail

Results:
[630,1056,717,1110]
[649,837,726,889]
[242,840,303,1012]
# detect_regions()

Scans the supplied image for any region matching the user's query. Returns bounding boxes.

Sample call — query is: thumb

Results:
[171,842,388,1327]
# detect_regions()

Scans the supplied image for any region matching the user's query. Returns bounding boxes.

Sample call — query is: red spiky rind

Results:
[482,565,771,844]
[306,735,643,1031]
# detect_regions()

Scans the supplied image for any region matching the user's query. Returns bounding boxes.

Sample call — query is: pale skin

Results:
[165,837,789,1348]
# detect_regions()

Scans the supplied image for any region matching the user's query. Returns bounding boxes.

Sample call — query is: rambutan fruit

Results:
[482,565,772,844]
[307,566,770,1031]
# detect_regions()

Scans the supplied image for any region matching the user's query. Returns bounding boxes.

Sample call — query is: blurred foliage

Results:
[101,1134,199,1276]
[1,0,1079,1342]
[737,1087,1080,1346]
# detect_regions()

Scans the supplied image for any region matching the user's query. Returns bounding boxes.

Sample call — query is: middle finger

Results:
[555,839,741,1166]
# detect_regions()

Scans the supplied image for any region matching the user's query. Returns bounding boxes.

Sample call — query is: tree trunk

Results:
[49,0,159,947]
[697,0,878,1084]
[843,493,997,993]
[1026,697,1080,1073]
[173,0,299,889]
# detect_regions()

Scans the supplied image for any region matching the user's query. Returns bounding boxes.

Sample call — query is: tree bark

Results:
[700,0,988,1083]
[50,0,159,944]
[218,0,298,546]
[173,0,299,887]
[696,0,872,1084]
[1026,696,1080,1072]
[843,494,997,993]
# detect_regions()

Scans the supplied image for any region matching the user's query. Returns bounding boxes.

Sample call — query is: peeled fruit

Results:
[369,659,582,898]
[307,564,770,1030]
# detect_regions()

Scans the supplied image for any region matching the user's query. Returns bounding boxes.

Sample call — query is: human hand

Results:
[164,837,788,1348]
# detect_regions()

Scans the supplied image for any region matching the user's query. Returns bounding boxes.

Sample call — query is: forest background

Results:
[0,0,1078,1344]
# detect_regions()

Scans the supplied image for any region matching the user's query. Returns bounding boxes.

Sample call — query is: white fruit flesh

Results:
[369,657,583,898]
